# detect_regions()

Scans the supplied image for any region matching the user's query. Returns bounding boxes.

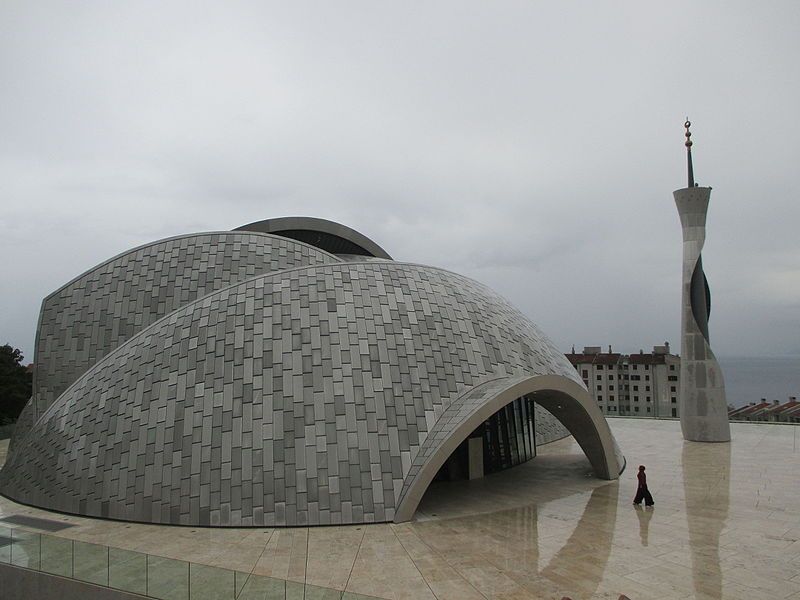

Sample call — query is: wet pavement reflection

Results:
[633,504,653,546]
[3,419,800,599]
[683,440,730,600]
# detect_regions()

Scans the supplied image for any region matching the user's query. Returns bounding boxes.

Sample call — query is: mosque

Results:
[0,216,622,527]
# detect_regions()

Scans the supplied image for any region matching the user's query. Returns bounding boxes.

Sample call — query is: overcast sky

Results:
[2,1,798,362]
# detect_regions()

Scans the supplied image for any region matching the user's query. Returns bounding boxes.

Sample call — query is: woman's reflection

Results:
[633,504,653,546]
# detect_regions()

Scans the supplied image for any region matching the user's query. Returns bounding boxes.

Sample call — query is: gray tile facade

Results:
[31,232,339,420]
[1,256,579,527]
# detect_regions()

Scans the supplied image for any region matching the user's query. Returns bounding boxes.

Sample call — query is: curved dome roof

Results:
[235,217,393,260]
[27,232,339,423]
[1,222,623,527]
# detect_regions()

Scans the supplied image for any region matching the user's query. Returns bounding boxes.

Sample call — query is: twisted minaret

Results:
[674,119,730,442]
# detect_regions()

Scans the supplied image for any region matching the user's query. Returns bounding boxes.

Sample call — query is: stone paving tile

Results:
[345,524,435,600]
[252,528,308,583]
[3,419,800,599]
[305,525,364,591]
[391,524,485,600]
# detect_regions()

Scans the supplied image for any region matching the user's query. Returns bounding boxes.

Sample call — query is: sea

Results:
[718,356,800,408]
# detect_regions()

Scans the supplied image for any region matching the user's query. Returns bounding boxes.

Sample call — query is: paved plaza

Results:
[2,418,800,599]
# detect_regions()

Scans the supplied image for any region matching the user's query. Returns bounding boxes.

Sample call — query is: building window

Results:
[670,386,677,393]
[608,374,615,380]
[633,396,639,402]
[645,375,650,381]
[597,385,602,391]
[633,385,639,391]
[646,407,651,413]
[632,365,638,370]
[670,365,676,371]
[671,397,677,403]
[646,396,651,401]
[634,407,639,412]
[645,365,650,370]
[598,395,603,401]
[609,385,614,391]
[610,395,615,401]
[597,375,602,381]
[672,408,677,417]
[668,375,678,381]
[582,369,589,378]
[597,365,603,370]
[645,385,650,392]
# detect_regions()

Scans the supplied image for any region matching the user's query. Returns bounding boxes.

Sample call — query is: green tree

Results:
[0,344,32,424]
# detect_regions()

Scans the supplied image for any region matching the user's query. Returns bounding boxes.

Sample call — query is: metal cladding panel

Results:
[30,232,340,419]
[1,260,578,526]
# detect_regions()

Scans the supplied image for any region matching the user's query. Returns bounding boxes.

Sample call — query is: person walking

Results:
[633,465,654,506]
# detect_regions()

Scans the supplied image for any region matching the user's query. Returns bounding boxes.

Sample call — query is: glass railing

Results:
[0,525,377,600]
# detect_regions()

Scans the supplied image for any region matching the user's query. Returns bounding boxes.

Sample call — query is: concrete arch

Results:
[394,374,624,522]
[235,216,393,259]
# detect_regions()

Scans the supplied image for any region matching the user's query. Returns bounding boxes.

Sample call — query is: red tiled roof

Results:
[781,404,800,418]
[565,353,622,366]
[765,400,799,416]
[727,405,749,417]
[730,402,770,417]
[628,353,669,365]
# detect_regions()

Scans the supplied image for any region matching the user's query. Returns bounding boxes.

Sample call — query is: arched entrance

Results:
[394,374,625,522]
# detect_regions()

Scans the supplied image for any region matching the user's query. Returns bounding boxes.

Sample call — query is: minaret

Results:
[674,119,730,442]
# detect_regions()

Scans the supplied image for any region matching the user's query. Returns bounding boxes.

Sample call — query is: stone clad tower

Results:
[674,119,730,442]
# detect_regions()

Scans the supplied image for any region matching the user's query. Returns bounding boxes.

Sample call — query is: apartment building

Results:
[565,344,681,418]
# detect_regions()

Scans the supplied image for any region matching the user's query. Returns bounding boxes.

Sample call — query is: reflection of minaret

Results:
[674,119,731,442]
[540,484,619,598]
[682,441,730,599]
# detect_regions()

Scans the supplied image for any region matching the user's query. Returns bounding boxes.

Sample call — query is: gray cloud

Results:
[2,1,799,361]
